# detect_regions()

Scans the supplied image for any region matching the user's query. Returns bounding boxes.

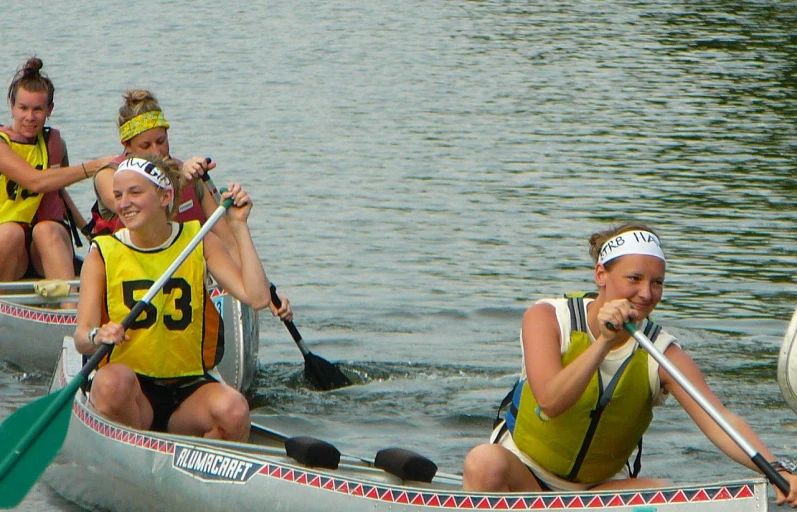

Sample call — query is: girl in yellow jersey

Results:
[0,57,115,281]
[462,224,797,505]
[74,154,271,442]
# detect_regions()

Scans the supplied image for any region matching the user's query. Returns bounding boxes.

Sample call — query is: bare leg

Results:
[89,364,154,430]
[30,221,75,279]
[0,223,29,281]
[167,382,250,442]
[462,443,543,492]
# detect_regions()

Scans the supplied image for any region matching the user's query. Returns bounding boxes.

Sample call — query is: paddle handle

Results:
[624,321,790,493]
[269,284,308,353]
[200,157,220,200]
[81,194,233,379]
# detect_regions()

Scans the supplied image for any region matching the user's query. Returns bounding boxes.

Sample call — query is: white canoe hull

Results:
[44,340,769,512]
[777,306,797,413]
[0,288,258,392]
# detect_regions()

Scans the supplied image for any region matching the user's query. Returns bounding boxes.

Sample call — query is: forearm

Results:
[3,156,110,193]
[533,340,612,417]
[229,221,270,309]
[701,411,776,472]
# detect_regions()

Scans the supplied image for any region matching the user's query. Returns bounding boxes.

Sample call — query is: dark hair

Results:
[588,223,660,267]
[7,57,55,106]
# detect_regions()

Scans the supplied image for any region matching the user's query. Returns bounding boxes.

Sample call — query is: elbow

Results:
[248,296,271,311]
[534,396,564,420]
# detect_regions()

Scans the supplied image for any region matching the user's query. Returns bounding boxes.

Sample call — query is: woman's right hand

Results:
[597,299,638,344]
[93,322,129,346]
[181,156,215,182]
[222,183,253,223]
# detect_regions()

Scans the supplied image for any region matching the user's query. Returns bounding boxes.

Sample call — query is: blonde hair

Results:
[7,57,55,106]
[125,153,184,220]
[588,223,660,267]
[117,89,163,128]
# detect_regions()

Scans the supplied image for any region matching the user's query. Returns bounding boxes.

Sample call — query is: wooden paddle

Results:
[199,166,352,391]
[268,284,353,390]
[0,193,233,509]
[623,321,790,494]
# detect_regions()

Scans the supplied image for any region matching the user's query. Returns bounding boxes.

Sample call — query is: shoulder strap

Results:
[642,319,661,342]
[493,379,519,429]
[42,126,63,166]
[567,296,589,333]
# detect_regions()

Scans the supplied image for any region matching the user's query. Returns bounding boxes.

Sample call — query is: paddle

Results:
[0,192,234,509]
[269,283,353,391]
[199,166,352,391]
[622,321,790,494]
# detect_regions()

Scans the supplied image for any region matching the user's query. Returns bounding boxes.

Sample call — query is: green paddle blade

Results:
[0,382,78,509]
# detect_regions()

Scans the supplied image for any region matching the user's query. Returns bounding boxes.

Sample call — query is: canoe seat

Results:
[284,436,340,470]
[374,447,437,483]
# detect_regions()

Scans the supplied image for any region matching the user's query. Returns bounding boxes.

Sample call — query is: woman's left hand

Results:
[221,183,252,222]
[270,293,293,322]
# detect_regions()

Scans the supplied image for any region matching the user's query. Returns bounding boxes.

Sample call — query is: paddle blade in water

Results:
[0,387,75,509]
[304,351,352,391]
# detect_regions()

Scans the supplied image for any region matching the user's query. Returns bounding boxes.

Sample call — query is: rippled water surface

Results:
[2,0,796,509]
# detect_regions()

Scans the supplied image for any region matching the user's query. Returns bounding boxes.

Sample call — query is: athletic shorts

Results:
[136,373,217,432]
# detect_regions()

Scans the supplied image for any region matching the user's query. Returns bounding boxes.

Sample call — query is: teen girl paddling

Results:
[74,155,270,441]
[462,224,797,505]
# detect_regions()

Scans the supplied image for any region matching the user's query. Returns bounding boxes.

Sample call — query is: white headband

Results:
[597,230,665,266]
[115,157,174,209]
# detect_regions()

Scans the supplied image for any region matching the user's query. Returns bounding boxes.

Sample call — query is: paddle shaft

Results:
[268,284,311,355]
[624,321,790,493]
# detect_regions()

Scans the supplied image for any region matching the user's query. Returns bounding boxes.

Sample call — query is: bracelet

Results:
[770,460,797,474]
[82,163,89,178]
[88,327,100,347]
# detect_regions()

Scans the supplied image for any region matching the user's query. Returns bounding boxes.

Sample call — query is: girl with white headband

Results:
[463,223,797,504]
[73,154,271,442]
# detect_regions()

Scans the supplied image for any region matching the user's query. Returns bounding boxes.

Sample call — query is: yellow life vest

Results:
[0,130,48,224]
[506,296,656,485]
[93,221,224,378]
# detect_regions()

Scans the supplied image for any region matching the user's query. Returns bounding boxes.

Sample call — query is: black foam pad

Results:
[374,447,437,483]
[284,436,340,470]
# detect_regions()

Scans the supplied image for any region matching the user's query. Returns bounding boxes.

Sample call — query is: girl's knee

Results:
[91,365,137,407]
[31,221,70,246]
[463,444,510,486]
[218,389,249,424]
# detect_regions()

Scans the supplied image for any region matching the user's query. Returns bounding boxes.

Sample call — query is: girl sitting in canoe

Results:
[85,88,292,320]
[0,57,114,282]
[462,223,797,505]
[74,154,270,441]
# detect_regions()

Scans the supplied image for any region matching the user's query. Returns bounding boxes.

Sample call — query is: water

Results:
[2,0,796,509]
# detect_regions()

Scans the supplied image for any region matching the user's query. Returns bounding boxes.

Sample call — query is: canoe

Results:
[0,281,258,392]
[43,338,769,512]
[777,306,797,413]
